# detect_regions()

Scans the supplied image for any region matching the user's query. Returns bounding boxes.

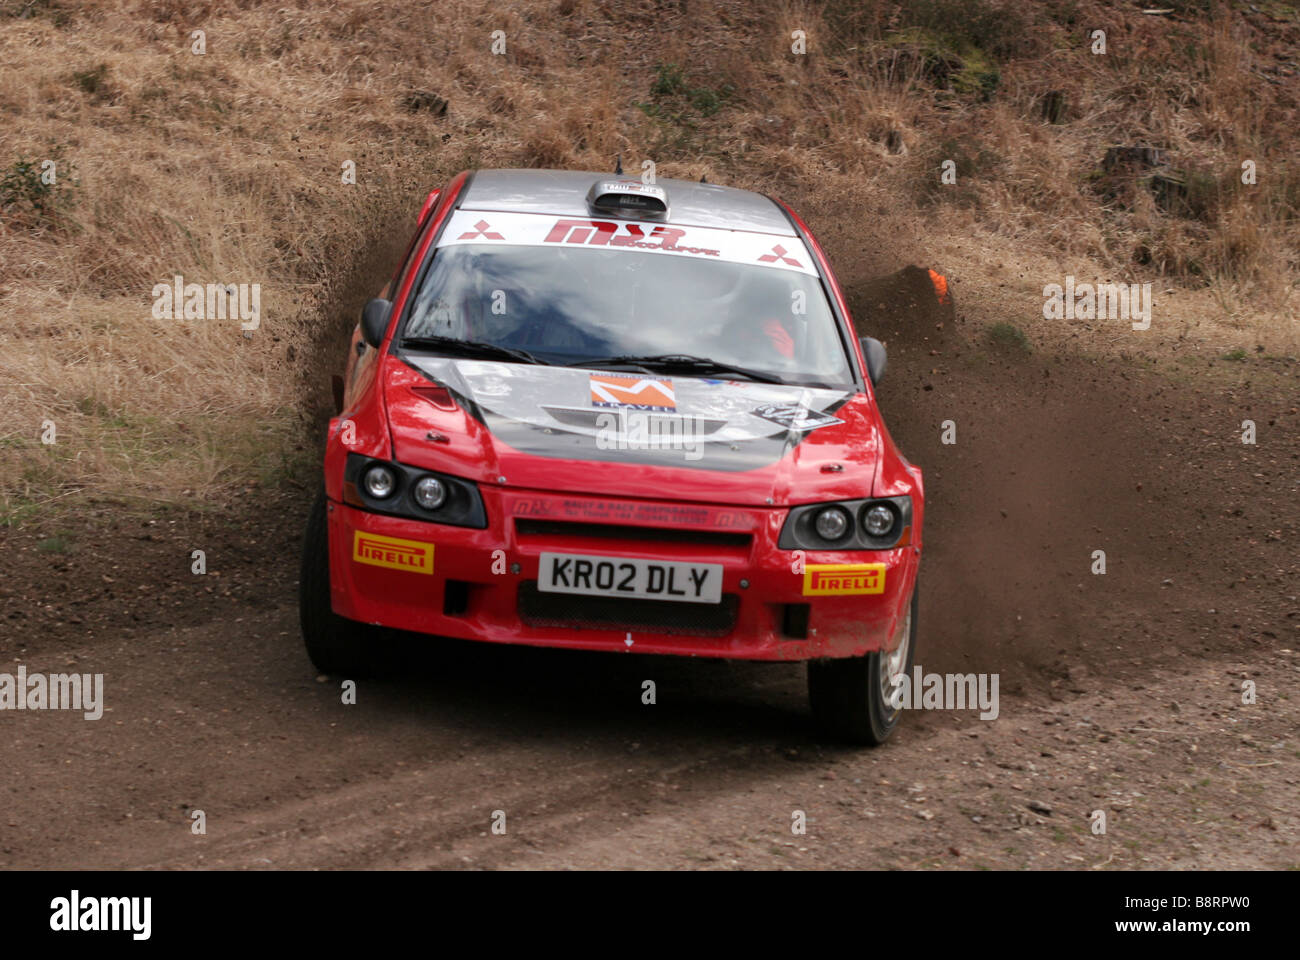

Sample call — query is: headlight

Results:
[343,454,487,528]
[413,476,447,510]
[777,496,912,550]
[814,506,850,540]
[363,464,397,499]
[863,503,895,537]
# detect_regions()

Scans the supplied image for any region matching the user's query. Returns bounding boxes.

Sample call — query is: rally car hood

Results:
[385,355,882,506]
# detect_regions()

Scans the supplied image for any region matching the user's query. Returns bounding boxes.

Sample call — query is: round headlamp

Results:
[814,506,851,541]
[413,475,447,511]
[863,503,896,537]
[363,464,397,499]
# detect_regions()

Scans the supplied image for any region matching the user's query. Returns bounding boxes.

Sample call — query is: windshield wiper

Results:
[400,335,546,365]
[568,353,788,384]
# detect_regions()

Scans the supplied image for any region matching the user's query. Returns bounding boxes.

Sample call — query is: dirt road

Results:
[2,604,1296,869]
[2,301,1296,869]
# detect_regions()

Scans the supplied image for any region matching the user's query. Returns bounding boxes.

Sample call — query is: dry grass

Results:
[0,0,613,519]
[1,0,1295,522]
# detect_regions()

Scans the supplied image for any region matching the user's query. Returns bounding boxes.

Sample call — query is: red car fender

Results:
[325,172,472,501]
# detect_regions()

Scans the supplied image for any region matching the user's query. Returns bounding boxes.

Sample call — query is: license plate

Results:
[538,552,723,604]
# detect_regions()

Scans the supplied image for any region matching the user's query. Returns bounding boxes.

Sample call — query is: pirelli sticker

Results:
[353,531,435,574]
[802,563,886,596]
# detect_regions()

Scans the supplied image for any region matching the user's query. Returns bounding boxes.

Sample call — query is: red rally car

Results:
[300,168,924,744]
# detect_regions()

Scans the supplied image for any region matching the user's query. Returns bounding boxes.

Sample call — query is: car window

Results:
[403,243,853,386]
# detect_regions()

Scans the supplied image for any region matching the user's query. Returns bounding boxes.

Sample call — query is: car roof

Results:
[458,169,797,236]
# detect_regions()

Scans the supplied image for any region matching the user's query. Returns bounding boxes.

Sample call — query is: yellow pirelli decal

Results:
[352,531,435,574]
[802,563,886,596]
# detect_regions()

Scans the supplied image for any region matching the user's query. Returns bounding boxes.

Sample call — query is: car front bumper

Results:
[326,488,920,661]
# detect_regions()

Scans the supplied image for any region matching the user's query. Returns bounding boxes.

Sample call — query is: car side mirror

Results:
[360,298,392,348]
[860,336,887,386]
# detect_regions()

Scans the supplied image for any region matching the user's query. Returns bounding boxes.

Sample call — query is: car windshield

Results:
[402,244,854,386]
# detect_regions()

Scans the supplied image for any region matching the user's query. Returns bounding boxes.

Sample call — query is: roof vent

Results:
[586,179,669,218]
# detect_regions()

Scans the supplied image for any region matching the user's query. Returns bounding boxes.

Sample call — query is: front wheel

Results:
[808,585,918,745]
[299,489,385,677]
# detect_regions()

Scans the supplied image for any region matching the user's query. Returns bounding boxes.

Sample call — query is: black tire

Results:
[808,585,918,746]
[299,489,383,677]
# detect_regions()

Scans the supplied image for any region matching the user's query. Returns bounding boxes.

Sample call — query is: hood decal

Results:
[751,403,843,431]
[400,355,852,471]
[588,374,677,411]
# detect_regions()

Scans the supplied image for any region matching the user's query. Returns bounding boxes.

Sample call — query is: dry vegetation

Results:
[0,0,1295,520]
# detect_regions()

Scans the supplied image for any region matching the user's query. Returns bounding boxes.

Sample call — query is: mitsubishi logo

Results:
[758,244,802,267]
[458,219,505,240]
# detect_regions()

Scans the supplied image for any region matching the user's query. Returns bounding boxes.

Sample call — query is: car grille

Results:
[517,582,740,636]
[514,519,751,548]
